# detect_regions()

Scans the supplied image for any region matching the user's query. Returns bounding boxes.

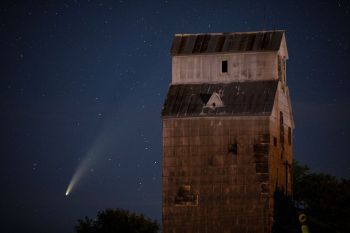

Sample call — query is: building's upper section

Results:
[170,30,288,84]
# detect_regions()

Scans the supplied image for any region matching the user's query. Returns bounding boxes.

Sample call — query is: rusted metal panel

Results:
[162,117,274,233]
[184,35,197,54]
[171,31,284,55]
[170,36,182,55]
[162,80,278,117]
[215,35,226,52]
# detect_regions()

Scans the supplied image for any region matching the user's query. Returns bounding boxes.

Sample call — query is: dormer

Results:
[204,92,224,109]
[171,30,288,84]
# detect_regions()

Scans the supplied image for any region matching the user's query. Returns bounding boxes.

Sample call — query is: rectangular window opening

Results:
[228,143,237,155]
[273,137,277,147]
[259,134,270,143]
[174,185,198,206]
[288,127,292,145]
[221,60,228,73]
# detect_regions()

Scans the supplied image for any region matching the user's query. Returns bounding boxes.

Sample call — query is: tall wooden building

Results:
[161,30,294,233]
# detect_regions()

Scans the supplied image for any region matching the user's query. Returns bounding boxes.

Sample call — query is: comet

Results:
[65,99,135,196]
[65,153,94,196]
[65,121,120,196]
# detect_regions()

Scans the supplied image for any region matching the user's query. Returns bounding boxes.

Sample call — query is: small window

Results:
[221,60,228,73]
[228,143,237,155]
[174,185,198,206]
[288,127,292,145]
[253,144,269,154]
[280,112,284,148]
[273,137,277,147]
[259,134,270,143]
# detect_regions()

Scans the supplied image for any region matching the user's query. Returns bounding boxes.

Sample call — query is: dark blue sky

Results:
[1,0,350,232]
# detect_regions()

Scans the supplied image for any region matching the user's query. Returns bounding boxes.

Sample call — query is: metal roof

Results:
[161,80,278,117]
[170,30,284,56]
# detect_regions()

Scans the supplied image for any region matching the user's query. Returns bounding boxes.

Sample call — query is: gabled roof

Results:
[171,30,284,56]
[162,80,278,117]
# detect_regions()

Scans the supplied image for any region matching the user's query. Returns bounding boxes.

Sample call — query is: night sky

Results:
[1,0,350,232]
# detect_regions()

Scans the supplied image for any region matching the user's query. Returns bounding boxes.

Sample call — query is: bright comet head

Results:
[65,156,90,197]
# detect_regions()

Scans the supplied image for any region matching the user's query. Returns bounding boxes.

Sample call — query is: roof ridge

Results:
[174,30,285,37]
[171,80,278,86]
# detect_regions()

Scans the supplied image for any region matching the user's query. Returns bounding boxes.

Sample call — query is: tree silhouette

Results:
[292,160,350,233]
[75,208,159,233]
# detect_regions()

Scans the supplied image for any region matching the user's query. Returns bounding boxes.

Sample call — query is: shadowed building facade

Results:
[162,31,294,233]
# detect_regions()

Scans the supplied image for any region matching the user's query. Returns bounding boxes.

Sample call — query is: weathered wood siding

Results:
[269,82,294,196]
[162,116,277,233]
[172,52,278,84]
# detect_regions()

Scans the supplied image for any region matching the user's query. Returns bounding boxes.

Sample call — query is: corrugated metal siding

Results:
[162,80,278,117]
[171,31,284,55]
